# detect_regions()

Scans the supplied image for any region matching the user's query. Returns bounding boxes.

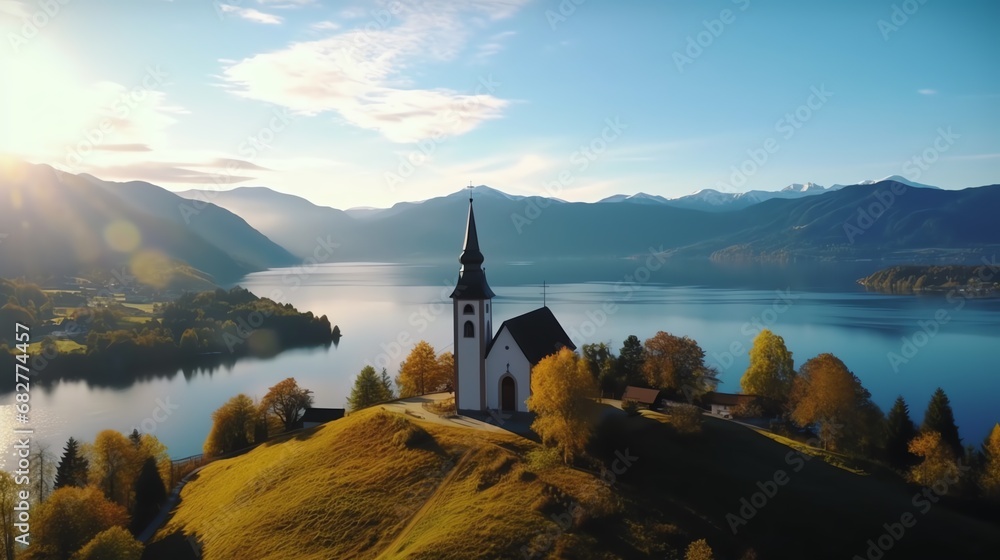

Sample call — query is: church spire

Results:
[451,197,495,299]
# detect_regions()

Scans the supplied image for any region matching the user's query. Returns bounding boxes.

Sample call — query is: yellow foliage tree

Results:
[740,329,795,404]
[981,423,1000,499]
[790,353,870,450]
[526,347,597,464]
[437,351,455,392]
[23,486,128,560]
[685,539,715,560]
[0,472,17,560]
[203,394,259,457]
[907,431,960,488]
[88,430,135,507]
[396,341,443,397]
[74,527,144,560]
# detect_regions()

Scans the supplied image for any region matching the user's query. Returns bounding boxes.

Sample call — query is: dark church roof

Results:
[487,307,577,365]
[450,199,495,300]
[300,408,345,424]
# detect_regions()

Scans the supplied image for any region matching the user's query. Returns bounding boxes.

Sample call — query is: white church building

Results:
[450,197,576,413]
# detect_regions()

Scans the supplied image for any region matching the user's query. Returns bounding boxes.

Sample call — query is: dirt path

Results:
[372,449,473,560]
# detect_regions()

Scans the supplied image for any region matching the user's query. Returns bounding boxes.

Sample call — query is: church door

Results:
[501,377,516,412]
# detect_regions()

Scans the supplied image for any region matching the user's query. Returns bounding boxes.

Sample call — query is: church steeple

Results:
[451,198,495,299]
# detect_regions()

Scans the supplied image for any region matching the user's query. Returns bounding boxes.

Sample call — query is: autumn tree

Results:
[740,329,795,406]
[643,332,718,401]
[921,388,963,458]
[29,444,56,503]
[395,341,441,397]
[23,486,128,560]
[884,396,918,470]
[526,348,597,464]
[437,351,455,391]
[582,342,618,396]
[204,394,259,457]
[348,365,395,411]
[907,431,960,488]
[981,423,1000,500]
[0,472,17,560]
[75,527,144,560]
[88,430,135,506]
[55,437,89,489]
[260,377,314,432]
[790,353,878,451]
[685,539,715,560]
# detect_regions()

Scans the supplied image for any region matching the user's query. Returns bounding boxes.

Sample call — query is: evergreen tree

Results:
[617,335,646,389]
[128,428,142,448]
[884,396,918,470]
[921,388,963,458]
[348,365,394,411]
[379,368,395,399]
[130,457,167,534]
[55,437,90,489]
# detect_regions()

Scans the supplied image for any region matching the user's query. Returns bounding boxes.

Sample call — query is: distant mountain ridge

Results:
[0,160,296,285]
[179,179,999,264]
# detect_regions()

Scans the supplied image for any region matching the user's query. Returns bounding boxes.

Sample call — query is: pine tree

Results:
[921,388,963,458]
[884,396,918,470]
[55,437,89,489]
[348,366,394,411]
[130,457,167,534]
[617,335,645,389]
[379,368,395,399]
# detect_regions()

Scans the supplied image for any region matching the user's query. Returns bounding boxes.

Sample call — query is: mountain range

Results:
[1,157,996,288]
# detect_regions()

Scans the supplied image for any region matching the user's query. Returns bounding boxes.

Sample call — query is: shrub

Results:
[526,447,562,471]
[622,399,641,417]
[671,405,703,435]
[685,538,714,560]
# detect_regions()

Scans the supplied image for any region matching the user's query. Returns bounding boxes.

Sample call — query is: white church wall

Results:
[455,300,482,410]
[485,327,532,412]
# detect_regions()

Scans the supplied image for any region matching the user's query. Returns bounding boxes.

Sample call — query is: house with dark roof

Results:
[299,407,345,429]
[701,392,756,417]
[621,386,664,408]
[450,197,576,413]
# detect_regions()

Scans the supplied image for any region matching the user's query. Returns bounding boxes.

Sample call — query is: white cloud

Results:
[219,4,283,24]
[311,20,341,31]
[473,30,517,62]
[918,89,938,95]
[0,0,28,18]
[219,0,530,143]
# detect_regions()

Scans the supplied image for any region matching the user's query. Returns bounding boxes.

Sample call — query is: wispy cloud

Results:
[944,153,1000,161]
[94,143,154,153]
[473,30,516,62]
[917,88,937,95]
[219,4,283,24]
[0,0,28,18]
[218,0,530,143]
[310,20,341,31]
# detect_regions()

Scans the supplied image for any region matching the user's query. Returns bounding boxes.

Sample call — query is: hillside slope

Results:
[145,408,684,560]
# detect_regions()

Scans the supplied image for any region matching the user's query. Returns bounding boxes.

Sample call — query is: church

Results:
[450,197,576,413]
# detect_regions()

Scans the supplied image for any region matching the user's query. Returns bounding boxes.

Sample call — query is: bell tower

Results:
[450,195,494,411]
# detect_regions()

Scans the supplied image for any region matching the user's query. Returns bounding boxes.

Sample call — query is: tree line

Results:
[0,286,339,391]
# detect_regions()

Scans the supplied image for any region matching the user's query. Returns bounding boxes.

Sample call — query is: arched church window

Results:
[486,303,490,313]
[464,321,474,338]
[463,304,474,315]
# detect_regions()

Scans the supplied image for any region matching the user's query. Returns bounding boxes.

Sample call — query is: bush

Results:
[526,447,562,471]
[731,399,765,419]
[670,405,703,435]
[622,400,641,417]
[685,538,714,560]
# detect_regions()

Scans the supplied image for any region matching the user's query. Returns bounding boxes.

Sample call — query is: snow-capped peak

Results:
[780,182,825,193]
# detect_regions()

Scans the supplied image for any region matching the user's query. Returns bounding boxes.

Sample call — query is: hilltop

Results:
[144,405,1000,560]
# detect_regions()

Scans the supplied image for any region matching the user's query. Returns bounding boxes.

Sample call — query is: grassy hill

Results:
[145,408,685,560]
[145,407,1000,560]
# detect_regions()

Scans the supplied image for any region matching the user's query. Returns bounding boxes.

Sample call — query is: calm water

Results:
[2,260,998,466]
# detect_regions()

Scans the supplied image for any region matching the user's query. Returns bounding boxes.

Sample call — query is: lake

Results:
[2,259,999,467]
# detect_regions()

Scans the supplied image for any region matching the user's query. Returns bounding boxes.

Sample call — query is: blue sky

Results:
[1,0,997,209]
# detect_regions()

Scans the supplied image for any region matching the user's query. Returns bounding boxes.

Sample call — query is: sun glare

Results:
[0,45,97,159]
